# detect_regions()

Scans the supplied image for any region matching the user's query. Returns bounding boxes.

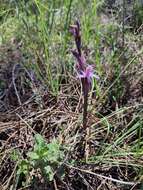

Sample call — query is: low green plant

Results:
[12,134,65,187]
[27,134,65,182]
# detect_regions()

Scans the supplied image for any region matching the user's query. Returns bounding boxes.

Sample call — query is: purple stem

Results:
[82,78,88,129]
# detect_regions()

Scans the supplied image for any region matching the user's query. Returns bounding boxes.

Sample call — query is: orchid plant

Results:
[70,20,99,129]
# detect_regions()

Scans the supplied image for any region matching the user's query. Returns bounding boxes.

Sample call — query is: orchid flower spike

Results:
[70,20,99,93]
[70,20,81,55]
[71,50,86,72]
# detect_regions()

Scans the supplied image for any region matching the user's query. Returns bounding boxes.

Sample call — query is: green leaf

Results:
[35,134,45,147]
[44,166,54,181]
[17,160,29,175]
[27,152,39,160]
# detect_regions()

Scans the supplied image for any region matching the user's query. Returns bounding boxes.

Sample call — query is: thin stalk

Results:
[82,79,88,129]
[83,91,88,129]
[122,0,125,50]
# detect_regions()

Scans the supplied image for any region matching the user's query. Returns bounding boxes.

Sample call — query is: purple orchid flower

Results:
[70,20,99,130]
[77,65,99,92]
[78,65,94,82]
[70,20,99,92]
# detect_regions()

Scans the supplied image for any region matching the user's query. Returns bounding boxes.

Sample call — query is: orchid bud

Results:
[70,20,81,55]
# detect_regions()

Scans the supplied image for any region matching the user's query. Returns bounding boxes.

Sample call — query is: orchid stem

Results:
[83,93,88,129]
[82,79,88,129]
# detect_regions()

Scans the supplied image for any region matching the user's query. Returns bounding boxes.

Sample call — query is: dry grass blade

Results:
[66,165,139,186]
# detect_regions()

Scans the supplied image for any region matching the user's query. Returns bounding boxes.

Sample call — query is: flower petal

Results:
[93,74,100,80]
[85,65,94,78]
